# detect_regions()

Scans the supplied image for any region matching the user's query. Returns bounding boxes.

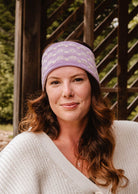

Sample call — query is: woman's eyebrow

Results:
[47,76,60,80]
[71,73,86,77]
[47,73,87,80]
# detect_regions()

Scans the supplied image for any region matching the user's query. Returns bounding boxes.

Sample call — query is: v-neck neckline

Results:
[37,132,105,193]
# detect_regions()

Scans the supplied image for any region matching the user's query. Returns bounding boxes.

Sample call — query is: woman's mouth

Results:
[61,102,79,110]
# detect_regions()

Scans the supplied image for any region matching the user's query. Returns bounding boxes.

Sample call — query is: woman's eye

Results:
[50,80,60,85]
[74,78,83,82]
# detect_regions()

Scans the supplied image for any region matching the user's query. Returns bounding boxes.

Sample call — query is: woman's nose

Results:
[62,83,74,98]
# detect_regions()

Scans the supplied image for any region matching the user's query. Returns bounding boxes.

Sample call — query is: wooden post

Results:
[13,0,42,136]
[21,0,41,117]
[40,0,47,52]
[117,0,128,119]
[13,0,23,136]
[83,0,94,48]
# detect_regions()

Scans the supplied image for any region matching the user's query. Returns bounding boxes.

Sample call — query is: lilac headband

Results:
[41,41,99,90]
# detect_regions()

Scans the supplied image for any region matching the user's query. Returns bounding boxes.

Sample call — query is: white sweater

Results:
[0,120,138,194]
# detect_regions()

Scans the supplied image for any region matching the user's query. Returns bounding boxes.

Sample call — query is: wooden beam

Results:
[127,96,138,116]
[94,7,118,39]
[127,61,138,79]
[101,87,138,93]
[97,45,117,73]
[133,114,138,122]
[117,0,128,119]
[83,0,94,48]
[40,0,47,52]
[95,0,111,18]
[21,0,41,117]
[100,65,117,86]
[128,24,138,41]
[129,6,138,22]
[13,0,23,136]
[128,41,138,60]
[94,27,117,57]
[66,22,84,40]
[47,0,75,27]
[46,4,83,44]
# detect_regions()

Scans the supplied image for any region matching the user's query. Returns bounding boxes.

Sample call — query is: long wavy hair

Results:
[19,42,128,194]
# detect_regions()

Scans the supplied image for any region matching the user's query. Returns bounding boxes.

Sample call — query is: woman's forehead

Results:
[47,66,87,78]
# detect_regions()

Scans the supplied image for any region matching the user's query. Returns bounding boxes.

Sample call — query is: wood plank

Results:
[128,24,138,41]
[97,45,117,72]
[133,114,138,122]
[103,83,117,103]
[117,0,128,119]
[111,101,117,113]
[41,1,47,51]
[100,65,117,86]
[47,0,75,27]
[129,6,138,22]
[127,61,138,79]
[13,0,23,136]
[101,87,118,92]
[21,0,41,117]
[94,7,117,39]
[46,0,56,8]
[83,0,94,48]
[128,41,138,60]
[130,79,138,88]
[127,96,138,116]
[127,88,138,93]
[101,87,138,93]
[65,22,83,40]
[128,79,138,97]
[46,4,83,44]
[95,0,113,17]
[94,27,117,57]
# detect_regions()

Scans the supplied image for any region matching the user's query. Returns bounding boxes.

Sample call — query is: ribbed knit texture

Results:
[0,120,138,194]
[41,41,99,91]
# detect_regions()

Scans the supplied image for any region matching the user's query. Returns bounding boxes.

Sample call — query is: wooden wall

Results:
[13,0,138,135]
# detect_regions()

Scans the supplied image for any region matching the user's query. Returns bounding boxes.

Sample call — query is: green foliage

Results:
[68,0,83,12]
[0,42,14,123]
[47,0,83,40]
[93,0,138,120]
[0,0,15,123]
[0,0,137,122]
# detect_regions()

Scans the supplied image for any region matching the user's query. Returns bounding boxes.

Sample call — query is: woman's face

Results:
[46,66,91,124]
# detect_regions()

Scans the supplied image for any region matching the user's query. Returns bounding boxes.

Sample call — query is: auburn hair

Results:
[19,42,128,194]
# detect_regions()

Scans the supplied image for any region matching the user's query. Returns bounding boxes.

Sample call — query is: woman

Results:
[0,41,138,194]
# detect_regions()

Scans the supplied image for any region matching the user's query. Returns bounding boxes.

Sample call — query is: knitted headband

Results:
[41,41,99,90]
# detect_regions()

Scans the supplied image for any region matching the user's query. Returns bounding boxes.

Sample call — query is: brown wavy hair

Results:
[19,42,128,194]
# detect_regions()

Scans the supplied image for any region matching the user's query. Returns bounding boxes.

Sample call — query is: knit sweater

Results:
[0,120,138,194]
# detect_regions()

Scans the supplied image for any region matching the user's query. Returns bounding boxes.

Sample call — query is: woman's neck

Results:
[56,117,88,145]
[53,118,90,178]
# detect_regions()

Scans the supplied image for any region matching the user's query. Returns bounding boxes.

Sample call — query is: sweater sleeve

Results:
[113,120,138,194]
[0,132,42,194]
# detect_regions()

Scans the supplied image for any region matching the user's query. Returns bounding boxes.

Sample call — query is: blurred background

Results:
[0,0,138,149]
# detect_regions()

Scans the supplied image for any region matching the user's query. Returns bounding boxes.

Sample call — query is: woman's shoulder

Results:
[112,120,138,191]
[0,131,48,176]
[112,120,138,164]
[112,120,138,137]
[0,131,49,193]
[1,132,36,150]
[113,119,138,128]
[112,120,138,151]
[0,131,45,159]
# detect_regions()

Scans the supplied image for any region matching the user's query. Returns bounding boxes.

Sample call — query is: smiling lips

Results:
[61,102,79,110]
